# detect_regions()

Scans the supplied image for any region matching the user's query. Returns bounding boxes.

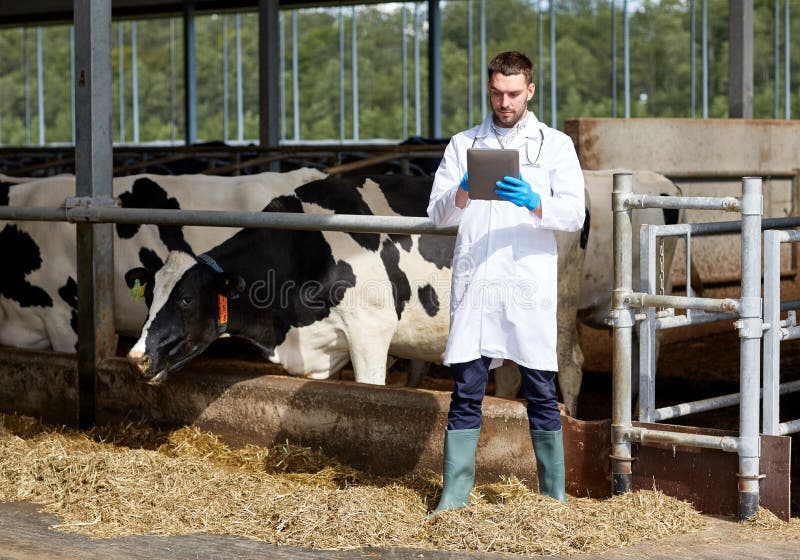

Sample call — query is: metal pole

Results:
[351,6,359,141]
[280,10,286,140]
[467,0,473,127]
[183,1,197,144]
[762,229,782,435]
[74,0,116,429]
[480,0,487,119]
[702,0,708,118]
[235,14,244,143]
[131,21,139,143]
[774,0,780,119]
[118,23,125,142]
[612,172,634,495]
[611,0,617,118]
[222,15,229,141]
[169,18,176,144]
[414,2,421,136]
[728,0,753,118]
[785,0,791,119]
[292,11,300,141]
[737,176,763,520]
[623,0,630,118]
[402,4,409,139]
[537,0,543,119]
[638,224,658,423]
[549,0,556,128]
[24,27,30,145]
[691,0,696,118]
[258,0,280,151]
[36,27,45,145]
[428,0,442,138]
[338,8,345,141]
[71,26,75,144]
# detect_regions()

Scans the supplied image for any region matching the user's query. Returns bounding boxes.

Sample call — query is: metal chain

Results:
[658,238,666,313]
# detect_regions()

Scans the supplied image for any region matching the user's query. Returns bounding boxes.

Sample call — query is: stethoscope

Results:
[470,127,544,167]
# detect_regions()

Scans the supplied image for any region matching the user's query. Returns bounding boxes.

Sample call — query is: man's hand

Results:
[495,175,541,212]
[459,172,469,192]
[455,172,470,208]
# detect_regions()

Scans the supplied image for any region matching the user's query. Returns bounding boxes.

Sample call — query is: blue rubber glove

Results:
[459,172,469,192]
[495,175,541,211]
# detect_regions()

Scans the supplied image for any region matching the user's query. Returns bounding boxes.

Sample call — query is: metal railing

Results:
[611,173,763,520]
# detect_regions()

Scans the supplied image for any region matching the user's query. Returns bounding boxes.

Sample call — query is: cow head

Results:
[125,251,245,384]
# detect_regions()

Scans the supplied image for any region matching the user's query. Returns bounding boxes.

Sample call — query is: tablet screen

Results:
[466,148,520,201]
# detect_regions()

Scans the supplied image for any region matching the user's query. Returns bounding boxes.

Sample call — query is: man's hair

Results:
[487,51,534,84]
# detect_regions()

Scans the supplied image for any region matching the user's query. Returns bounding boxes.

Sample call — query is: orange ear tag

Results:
[218,294,228,326]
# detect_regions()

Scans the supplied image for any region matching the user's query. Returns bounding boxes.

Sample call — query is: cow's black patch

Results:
[418,284,440,317]
[580,208,591,250]
[0,224,53,308]
[389,234,413,252]
[58,277,79,337]
[118,178,192,253]
[0,182,13,206]
[418,235,456,270]
[372,175,432,217]
[296,178,380,251]
[138,247,165,272]
[380,238,411,320]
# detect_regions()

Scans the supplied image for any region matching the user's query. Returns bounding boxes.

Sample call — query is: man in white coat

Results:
[427,51,585,511]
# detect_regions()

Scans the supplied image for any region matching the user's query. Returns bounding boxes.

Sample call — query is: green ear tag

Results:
[130,279,146,301]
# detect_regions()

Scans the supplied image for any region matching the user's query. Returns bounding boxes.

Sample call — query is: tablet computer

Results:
[466,148,520,201]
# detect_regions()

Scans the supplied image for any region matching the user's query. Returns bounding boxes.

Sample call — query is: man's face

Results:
[488,72,535,128]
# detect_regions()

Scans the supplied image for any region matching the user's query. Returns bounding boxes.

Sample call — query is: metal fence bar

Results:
[625,194,740,212]
[779,419,800,436]
[0,204,456,236]
[638,223,658,423]
[628,426,739,452]
[644,215,800,238]
[763,229,782,435]
[626,292,739,314]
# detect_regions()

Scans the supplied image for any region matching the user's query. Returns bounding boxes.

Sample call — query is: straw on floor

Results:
[0,413,794,555]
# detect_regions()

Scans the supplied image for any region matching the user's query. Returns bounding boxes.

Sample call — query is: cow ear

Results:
[217,273,246,299]
[125,267,153,289]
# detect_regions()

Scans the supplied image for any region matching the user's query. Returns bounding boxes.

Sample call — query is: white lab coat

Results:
[427,112,585,371]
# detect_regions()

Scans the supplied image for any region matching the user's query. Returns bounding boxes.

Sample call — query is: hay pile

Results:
[0,413,714,555]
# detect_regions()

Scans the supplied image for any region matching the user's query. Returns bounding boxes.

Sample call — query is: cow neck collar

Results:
[196,253,236,335]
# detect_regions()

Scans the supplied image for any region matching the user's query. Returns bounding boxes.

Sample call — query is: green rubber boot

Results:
[530,429,567,502]
[433,428,480,512]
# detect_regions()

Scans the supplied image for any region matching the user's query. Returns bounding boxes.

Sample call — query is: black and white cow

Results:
[125,174,590,414]
[0,168,327,351]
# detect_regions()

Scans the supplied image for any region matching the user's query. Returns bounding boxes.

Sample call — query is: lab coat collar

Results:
[474,111,544,140]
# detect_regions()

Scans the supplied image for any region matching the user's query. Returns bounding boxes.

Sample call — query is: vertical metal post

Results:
[351,6,359,141]
[638,224,657,423]
[36,27,45,145]
[258,0,280,150]
[623,0,630,118]
[774,0,780,119]
[728,0,753,118]
[480,0,486,120]
[414,2,421,136]
[702,0,708,118]
[338,8,345,141]
[222,15,229,141]
[467,0,473,127]
[691,0,696,118]
[762,229,782,436]
[131,21,139,143]
[784,0,791,119]
[612,172,634,494]
[74,0,116,429]
[292,11,300,141]
[549,0,556,128]
[24,27,31,144]
[428,0,441,138]
[183,1,197,144]
[280,10,286,140]
[402,4,408,139]
[71,26,76,144]
[118,23,125,142]
[737,176,763,520]
[611,0,617,118]
[235,14,243,143]
[537,0,543,119]
[169,18,176,144]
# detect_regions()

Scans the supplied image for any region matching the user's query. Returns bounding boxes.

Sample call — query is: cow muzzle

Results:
[127,350,153,377]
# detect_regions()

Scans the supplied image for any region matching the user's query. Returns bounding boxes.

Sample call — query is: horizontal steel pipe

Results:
[779,419,800,436]
[646,216,800,238]
[654,380,800,422]
[656,311,737,330]
[0,205,458,236]
[625,194,741,212]
[626,292,740,313]
[626,426,739,452]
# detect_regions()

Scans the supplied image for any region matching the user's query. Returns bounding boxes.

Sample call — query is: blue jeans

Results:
[447,356,562,432]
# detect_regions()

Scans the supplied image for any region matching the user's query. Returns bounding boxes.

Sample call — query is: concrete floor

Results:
[0,502,798,560]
